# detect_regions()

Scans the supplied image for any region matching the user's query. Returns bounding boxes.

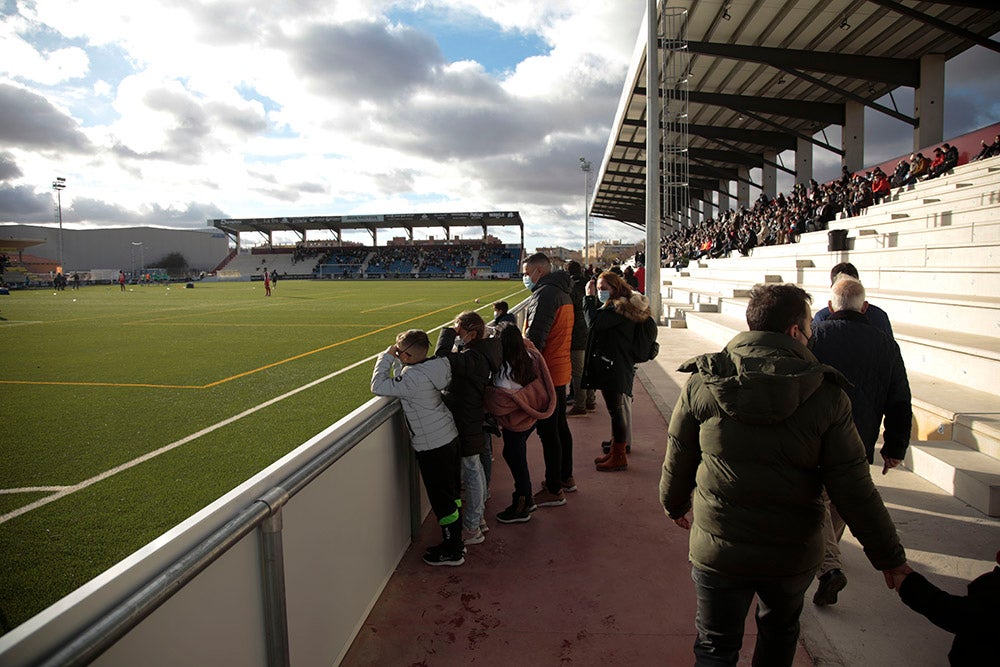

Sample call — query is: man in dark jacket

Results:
[809,276,912,606]
[522,252,576,503]
[566,261,595,416]
[812,262,893,337]
[660,283,910,667]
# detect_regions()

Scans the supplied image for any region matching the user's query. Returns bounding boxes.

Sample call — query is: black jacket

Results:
[810,310,912,462]
[580,292,650,396]
[569,274,588,351]
[435,329,502,456]
[900,566,1000,666]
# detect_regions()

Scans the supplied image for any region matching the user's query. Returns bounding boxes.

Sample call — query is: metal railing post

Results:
[259,488,290,667]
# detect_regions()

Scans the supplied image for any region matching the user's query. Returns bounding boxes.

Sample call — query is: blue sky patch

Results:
[387,7,549,76]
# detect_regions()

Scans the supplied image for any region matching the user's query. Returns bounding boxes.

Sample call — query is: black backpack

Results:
[631,315,659,363]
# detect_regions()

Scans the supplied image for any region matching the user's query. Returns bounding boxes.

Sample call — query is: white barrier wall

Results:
[0,397,421,667]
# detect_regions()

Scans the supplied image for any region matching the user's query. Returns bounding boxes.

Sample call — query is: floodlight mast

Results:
[579,157,592,268]
[52,177,67,271]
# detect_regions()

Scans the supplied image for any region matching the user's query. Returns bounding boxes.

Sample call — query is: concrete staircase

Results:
[661,154,1000,517]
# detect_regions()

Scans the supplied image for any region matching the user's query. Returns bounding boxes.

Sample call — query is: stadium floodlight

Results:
[579,157,592,267]
[52,177,66,271]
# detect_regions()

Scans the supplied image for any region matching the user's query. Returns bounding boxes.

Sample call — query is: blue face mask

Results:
[598,290,611,303]
[522,274,535,291]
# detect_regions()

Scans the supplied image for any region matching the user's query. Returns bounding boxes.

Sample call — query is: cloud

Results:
[0,183,54,220]
[0,152,24,181]
[288,20,445,102]
[68,197,227,228]
[0,83,92,152]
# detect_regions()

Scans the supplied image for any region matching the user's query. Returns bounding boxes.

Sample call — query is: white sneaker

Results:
[462,528,485,545]
[479,518,489,534]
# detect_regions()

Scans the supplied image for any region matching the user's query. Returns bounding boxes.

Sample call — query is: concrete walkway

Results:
[342,326,999,666]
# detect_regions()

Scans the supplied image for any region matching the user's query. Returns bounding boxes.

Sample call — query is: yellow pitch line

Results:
[202,287,511,388]
[360,298,424,313]
[0,287,514,390]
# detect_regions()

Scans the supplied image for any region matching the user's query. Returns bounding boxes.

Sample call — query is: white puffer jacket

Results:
[371,351,458,451]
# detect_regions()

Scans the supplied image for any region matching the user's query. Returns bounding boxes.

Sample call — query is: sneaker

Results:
[561,477,578,493]
[567,406,588,416]
[462,528,485,545]
[497,500,532,523]
[479,518,489,534]
[813,568,847,606]
[423,545,465,567]
[533,486,566,507]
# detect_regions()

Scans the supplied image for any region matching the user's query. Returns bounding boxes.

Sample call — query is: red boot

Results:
[596,441,628,472]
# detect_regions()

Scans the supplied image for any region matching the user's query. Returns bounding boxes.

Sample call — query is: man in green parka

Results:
[659,283,911,666]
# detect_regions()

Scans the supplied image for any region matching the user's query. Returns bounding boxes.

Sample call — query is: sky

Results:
[1,0,998,252]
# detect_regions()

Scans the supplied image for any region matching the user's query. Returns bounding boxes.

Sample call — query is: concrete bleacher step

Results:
[906,440,1000,517]
[680,310,1000,516]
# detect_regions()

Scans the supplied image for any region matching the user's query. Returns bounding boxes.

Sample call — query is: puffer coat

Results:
[483,342,556,433]
[435,328,502,457]
[580,291,651,396]
[659,330,906,578]
[370,352,457,451]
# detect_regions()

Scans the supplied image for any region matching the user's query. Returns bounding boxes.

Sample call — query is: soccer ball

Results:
[475,298,480,303]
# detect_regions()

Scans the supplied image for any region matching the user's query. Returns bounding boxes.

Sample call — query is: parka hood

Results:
[608,291,652,323]
[678,330,848,425]
[535,270,572,295]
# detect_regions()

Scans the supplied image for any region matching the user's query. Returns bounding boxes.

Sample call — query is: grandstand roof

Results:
[209,211,523,241]
[592,0,1000,227]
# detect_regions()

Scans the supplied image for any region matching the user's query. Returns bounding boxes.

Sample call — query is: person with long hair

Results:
[583,270,652,471]
[483,324,557,523]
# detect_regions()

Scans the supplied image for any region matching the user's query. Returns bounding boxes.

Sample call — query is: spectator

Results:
[583,271,650,472]
[566,261,595,417]
[483,324,557,524]
[434,312,502,547]
[809,277,912,606]
[898,548,1000,666]
[660,283,910,666]
[370,330,464,566]
[490,301,518,329]
[812,262,894,338]
[521,252,576,502]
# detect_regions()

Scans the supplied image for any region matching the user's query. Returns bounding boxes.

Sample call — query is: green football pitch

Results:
[0,279,526,632]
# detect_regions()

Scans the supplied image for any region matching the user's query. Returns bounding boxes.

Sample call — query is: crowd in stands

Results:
[478,245,521,273]
[659,142,964,269]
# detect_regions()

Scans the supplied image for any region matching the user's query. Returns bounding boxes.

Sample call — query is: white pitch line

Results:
[0,486,69,494]
[0,288,523,526]
[0,355,376,525]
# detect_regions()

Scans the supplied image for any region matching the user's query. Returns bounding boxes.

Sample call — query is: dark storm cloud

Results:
[0,84,92,153]
[0,183,54,220]
[288,20,445,102]
[0,152,24,181]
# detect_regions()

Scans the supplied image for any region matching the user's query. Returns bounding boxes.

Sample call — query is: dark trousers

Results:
[414,438,461,526]
[691,566,814,666]
[500,426,534,499]
[601,389,628,443]
[536,385,573,492]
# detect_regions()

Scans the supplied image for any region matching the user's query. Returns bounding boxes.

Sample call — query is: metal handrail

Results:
[36,398,402,667]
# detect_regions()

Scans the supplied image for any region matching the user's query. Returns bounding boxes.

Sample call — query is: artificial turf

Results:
[0,279,525,632]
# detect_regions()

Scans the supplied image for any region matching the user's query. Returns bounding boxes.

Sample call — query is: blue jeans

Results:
[460,455,486,532]
[691,566,814,666]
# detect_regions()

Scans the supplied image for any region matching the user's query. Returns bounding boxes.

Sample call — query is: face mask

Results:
[598,290,611,303]
[522,274,535,291]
